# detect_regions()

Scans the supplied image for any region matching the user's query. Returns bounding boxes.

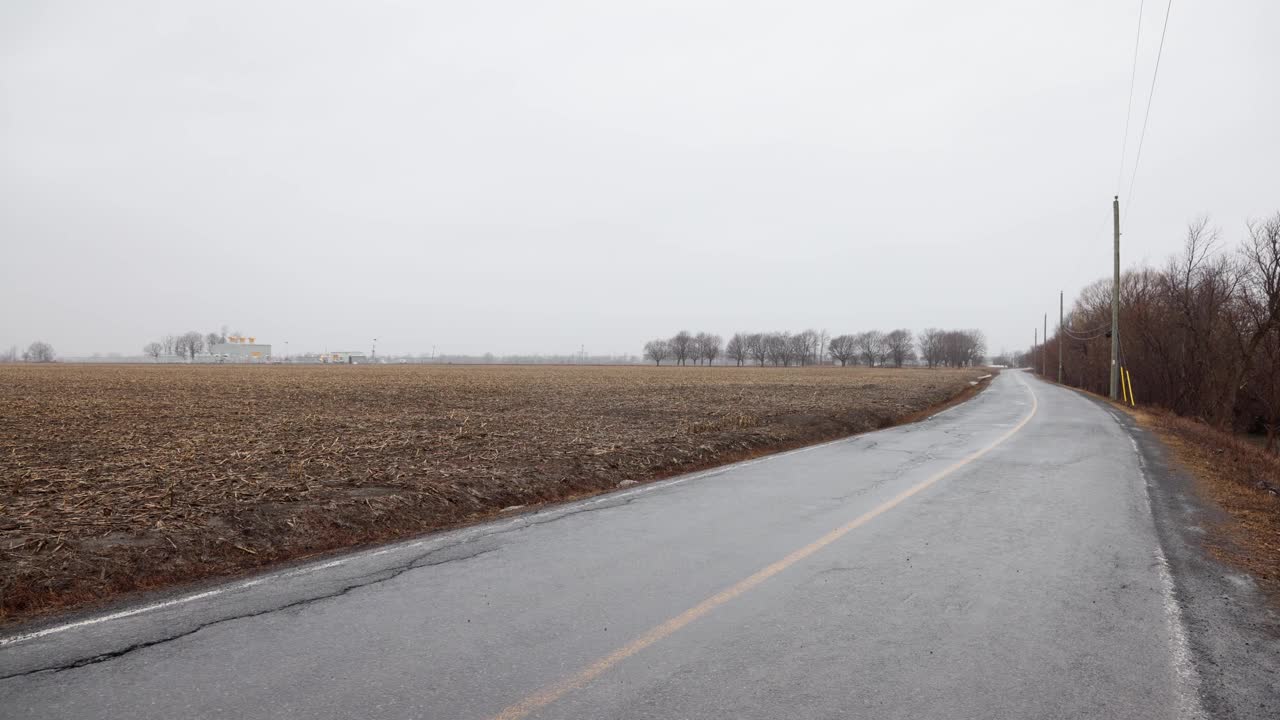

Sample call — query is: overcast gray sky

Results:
[3,1,1277,358]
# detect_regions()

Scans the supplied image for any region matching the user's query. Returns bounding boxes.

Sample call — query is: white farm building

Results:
[324,351,367,364]
[210,335,271,362]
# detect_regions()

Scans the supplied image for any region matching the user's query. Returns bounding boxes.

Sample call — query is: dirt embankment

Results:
[1,364,988,625]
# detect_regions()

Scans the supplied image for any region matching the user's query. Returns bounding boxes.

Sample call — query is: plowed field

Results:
[0,363,987,623]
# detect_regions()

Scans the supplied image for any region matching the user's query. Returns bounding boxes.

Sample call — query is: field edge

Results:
[1,367,995,629]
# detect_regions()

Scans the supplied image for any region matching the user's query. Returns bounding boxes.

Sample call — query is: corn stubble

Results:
[0,363,983,623]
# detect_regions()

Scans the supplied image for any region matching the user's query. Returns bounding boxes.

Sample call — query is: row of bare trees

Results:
[0,342,56,363]
[730,330,828,367]
[1033,213,1280,450]
[643,328,986,368]
[143,329,229,361]
[916,329,989,368]
[644,331,723,366]
[826,330,914,367]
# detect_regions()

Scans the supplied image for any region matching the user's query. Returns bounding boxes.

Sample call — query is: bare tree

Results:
[747,333,768,366]
[24,341,55,363]
[938,329,985,367]
[791,329,816,366]
[828,334,857,366]
[1228,213,1280,428]
[143,342,163,361]
[0,345,17,363]
[968,330,988,366]
[670,331,694,366]
[691,332,709,365]
[726,334,748,366]
[1246,321,1280,451]
[765,332,792,366]
[643,339,671,366]
[918,328,945,368]
[161,334,176,357]
[1043,214,1277,435]
[789,331,813,366]
[884,329,915,367]
[176,331,205,361]
[205,331,225,351]
[697,333,722,366]
[854,331,886,366]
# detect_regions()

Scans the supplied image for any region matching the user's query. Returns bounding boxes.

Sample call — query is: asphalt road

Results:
[2,371,1276,718]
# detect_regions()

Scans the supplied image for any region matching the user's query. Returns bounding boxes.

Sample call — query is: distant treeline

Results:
[0,341,55,363]
[1030,213,1279,450]
[142,329,232,361]
[643,329,986,368]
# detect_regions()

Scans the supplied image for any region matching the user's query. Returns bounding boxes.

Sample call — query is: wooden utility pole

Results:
[1043,314,1048,377]
[1110,196,1121,400]
[1058,291,1064,384]
[1034,328,1037,372]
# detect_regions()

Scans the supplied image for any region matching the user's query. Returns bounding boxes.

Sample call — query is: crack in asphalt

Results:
[0,478,664,683]
[0,440,879,682]
[0,543,501,682]
[2,485,652,682]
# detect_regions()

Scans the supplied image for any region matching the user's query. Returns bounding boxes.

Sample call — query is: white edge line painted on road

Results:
[0,376,996,650]
[1120,427,1206,720]
[1154,544,1204,720]
[0,590,227,648]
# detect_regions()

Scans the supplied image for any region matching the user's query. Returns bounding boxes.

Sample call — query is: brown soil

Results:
[0,363,988,625]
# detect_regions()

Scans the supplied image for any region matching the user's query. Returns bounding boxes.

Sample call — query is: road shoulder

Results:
[1093,400,1280,720]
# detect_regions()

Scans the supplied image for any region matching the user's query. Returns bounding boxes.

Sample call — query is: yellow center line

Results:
[490,374,1039,720]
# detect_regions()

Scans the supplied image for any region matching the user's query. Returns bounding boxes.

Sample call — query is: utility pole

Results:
[1058,291,1064,384]
[1034,327,1037,372]
[1110,195,1121,400]
[1043,313,1048,377]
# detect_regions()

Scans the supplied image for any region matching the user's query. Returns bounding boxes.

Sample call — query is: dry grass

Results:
[0,363,986,624]
[1131,407,1280,595]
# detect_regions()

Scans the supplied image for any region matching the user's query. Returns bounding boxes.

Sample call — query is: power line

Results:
[1064,329,1109,341]
[1117,0,1146,195]
[1062,324,1110,340]
[1124,0,1174,219]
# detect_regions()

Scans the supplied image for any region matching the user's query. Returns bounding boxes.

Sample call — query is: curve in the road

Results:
[491,373,1039,720]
